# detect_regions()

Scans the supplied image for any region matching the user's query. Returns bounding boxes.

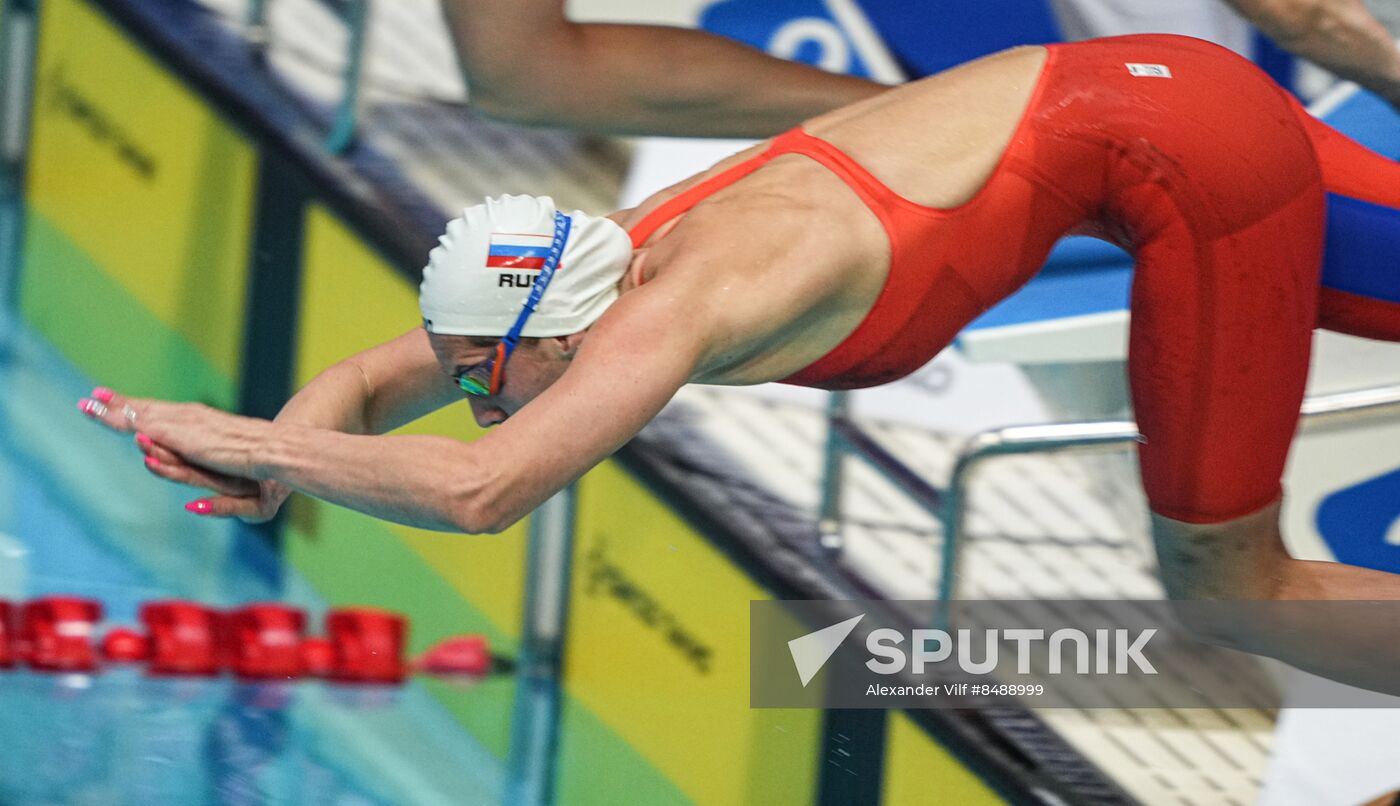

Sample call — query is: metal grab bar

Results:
[0,0,38,183]
[818,383,1400,604]
[0,0,37,312]
[245,0,369,154]
[507,485,576,806]
[937,420,1140,604]
[817,391,850,555]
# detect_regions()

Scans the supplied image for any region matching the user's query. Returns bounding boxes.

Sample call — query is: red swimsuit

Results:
[628,35,1400,524]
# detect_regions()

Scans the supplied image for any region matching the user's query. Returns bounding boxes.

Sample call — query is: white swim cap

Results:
[419,194,632,337]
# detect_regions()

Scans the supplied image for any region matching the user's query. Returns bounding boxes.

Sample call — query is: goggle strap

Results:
[488,343,506,393]
[501,211,572,349]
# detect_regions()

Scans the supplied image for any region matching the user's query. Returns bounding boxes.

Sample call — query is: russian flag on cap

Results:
[487,232,554,271]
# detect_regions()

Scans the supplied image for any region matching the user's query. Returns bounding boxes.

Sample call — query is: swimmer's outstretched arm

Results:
[257,287,704,532]
[271,327,463,438]
[86,328,464,522]
[245,327,468,519]
[85,287,705,534]
[442,0,884,137]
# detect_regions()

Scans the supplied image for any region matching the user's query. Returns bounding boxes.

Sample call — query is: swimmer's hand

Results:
[188,480,291,524]
[79,387,289,523]
[144,445,290,523]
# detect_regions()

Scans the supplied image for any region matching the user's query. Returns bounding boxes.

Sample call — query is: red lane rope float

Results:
[301,637,335,677]
[0,599,15,668]
[327,607,406,684]
[226,603,307,680]
[101,627,149,663]
[416,635,492,678]
[19,596,103,672]
[143,600,221,675]
[0,596,499,684]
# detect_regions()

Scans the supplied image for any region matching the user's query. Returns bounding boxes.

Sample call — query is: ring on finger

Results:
[122,405,138,426]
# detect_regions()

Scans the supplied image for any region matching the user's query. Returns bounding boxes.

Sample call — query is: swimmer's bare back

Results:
[607,46,1051,387]
[617,45,1050,229]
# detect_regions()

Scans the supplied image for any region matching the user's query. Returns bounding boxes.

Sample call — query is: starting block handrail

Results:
[245,0,368,155]
[817,383,1400,605]
[0,0,37,185]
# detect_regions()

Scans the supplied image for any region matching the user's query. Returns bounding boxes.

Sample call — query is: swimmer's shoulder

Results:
[612,138,778,241]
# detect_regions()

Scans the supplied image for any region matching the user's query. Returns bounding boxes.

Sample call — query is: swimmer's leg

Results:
[1153,503,1400,696]
[1153,501,1400,601]
[1287,95,1400,340]
[1126,189,1321,527]
[1358,790,1400,806]
[1123,118,1400,693]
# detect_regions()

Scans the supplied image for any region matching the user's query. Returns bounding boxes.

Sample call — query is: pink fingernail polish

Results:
[78,399,96,416]
[136,433,153,450]
[185,499,212,515]
[145,456,160,469]
[92,387,115,403]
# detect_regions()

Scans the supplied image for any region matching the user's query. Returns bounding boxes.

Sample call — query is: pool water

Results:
[0,196,511,805]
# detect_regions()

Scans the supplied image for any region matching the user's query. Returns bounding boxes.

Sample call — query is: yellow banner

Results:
[563,461,822,805]
[25,0,255,385]
[883,712,1004,805]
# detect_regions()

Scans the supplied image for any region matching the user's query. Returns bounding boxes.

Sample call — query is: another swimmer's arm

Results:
[254,280,707,533]
[1227,0,1400,110]
[441,0,883,137]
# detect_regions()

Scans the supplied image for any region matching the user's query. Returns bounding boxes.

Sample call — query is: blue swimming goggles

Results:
[455,211,572,397]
